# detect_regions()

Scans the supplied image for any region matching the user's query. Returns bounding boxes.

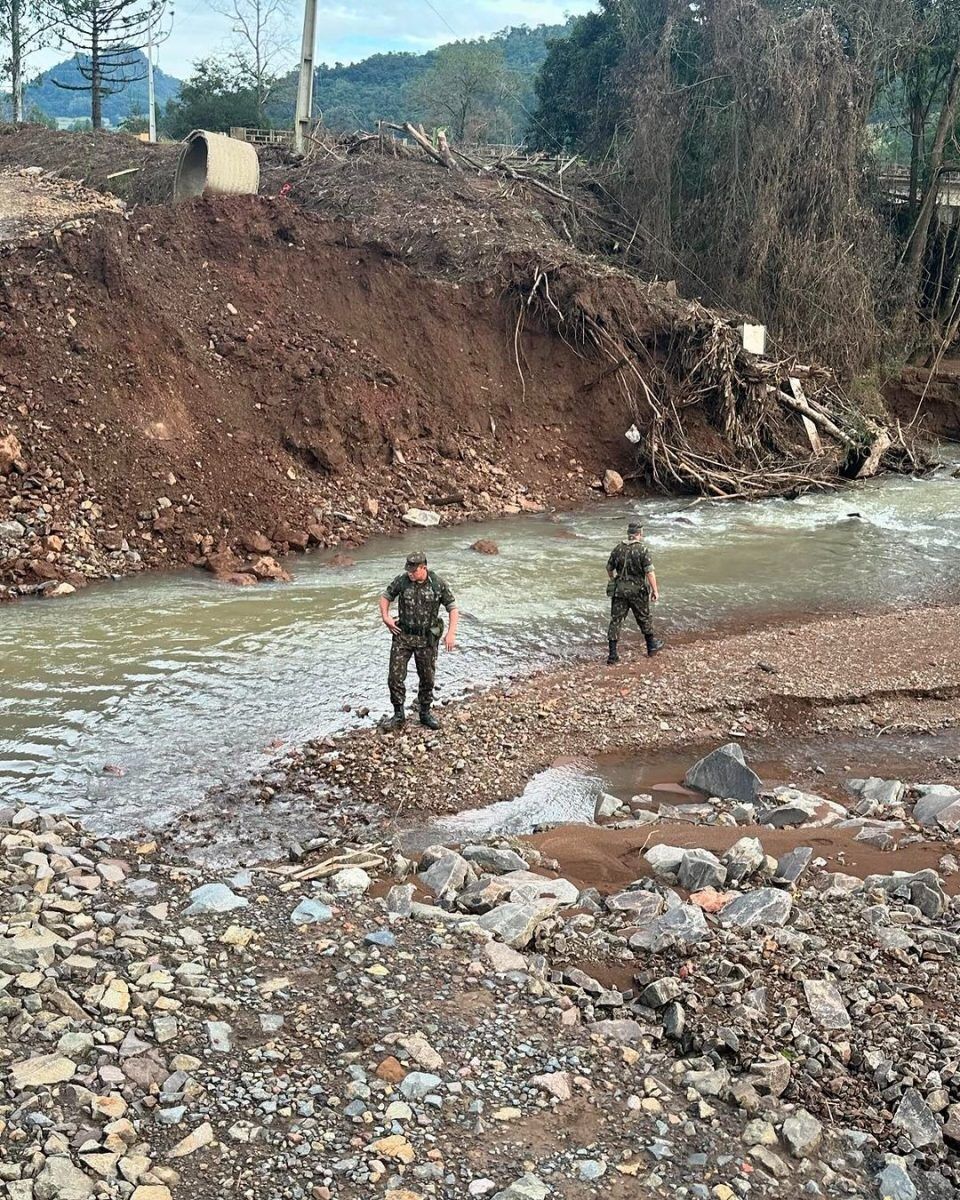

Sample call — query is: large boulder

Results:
[684,743,761,804]
[861,868,946,918]
[912,785,960,827]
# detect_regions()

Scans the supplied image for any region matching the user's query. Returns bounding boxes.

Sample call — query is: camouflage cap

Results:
[627,521,644,535]
[405,551,427,569]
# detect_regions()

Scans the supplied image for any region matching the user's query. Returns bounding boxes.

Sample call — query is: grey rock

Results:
[156,1105,187,1125]
[330,867,371,893]
[386,883,415,916]
[639,977,681,1008]
[34,1159,93,1200]
[418,849,475,899]
[758,789,822,828]
[684,742,761,804]
[774,846,813,887]
[749,1057,791,1097]
[862,869,946,918]
[638,903,710,951]
[936,799,960,832]
[205,1020,233,1051]
[0,519,26,540]
[594,792,622,820]
[893,1087,942,1149]
[802,979,851,1029]
[364,929,396,948]
[399,1071,443,1099]
[662,1001,685,1039]
[587,1019,645,1043]
[183,882,248,916]
[678,848,727,891]
[781,1109,823,1157]
[850,776,905,806]
[719,888,791,929]
[913,785,960,826]
[605,889,665,920]
[575,1160,606,1181]
[474,900,557,948]
[644,844,686,881]
[722,836,766,884]
[125,877,159,899]
[683,1066,730,1097]
[461,845,528,874]
[290,898,333,925]
[876,1156,917,1200]
[491,1175,549,1200]
[402,508,441,527]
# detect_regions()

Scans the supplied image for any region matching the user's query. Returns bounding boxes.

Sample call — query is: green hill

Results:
[267,21,577,140]
[23,51,181,125]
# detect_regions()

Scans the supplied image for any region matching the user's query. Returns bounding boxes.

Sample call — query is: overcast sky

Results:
[34,0,596,79]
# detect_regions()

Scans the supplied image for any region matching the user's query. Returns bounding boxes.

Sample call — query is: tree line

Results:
[1,3,569,144]
[529,0,960,373]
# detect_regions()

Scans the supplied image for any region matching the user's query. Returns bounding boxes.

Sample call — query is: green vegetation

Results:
[161,57,258,139]
[267,21,576,140]
[20,50,179,124]
[529,0,960,371]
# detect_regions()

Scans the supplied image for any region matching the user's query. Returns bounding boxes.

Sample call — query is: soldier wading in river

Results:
[606,520,663,665]
[379,551,459,731]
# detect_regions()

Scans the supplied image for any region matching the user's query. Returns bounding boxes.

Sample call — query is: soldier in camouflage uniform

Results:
[379,551,459,731]
[606,520,663,665]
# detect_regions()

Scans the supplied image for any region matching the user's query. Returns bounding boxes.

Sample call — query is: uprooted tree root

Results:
[507,256,931,499]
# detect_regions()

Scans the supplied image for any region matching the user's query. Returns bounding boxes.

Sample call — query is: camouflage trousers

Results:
[388,632,438,709]
[608,590,654,641]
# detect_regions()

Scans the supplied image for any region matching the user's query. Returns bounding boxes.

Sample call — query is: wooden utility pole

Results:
[293,0,317,153]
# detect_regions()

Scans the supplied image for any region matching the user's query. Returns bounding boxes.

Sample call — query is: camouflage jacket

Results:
[607,539,654,594]
[382,571,456,638]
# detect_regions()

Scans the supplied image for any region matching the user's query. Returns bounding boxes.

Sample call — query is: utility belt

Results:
[397,617,444,644]
[608,578,647,600]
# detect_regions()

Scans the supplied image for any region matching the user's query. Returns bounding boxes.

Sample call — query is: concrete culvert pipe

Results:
[174,129,260,202]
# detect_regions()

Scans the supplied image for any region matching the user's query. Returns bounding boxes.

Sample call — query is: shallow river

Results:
[2,459,959,833]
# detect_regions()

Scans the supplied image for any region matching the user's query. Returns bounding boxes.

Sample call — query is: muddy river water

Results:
[2,458,959,834]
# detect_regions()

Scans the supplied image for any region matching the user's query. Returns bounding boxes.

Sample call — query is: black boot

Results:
[607,639,620,665]
[382,704,405,731]
[645,633,664,657]
[419,707,440,730]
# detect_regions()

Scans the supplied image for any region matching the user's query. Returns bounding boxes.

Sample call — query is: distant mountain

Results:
[24,51,181,124]
[266,21,577,140]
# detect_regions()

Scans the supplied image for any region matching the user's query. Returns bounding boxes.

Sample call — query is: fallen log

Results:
[779,378,854,447]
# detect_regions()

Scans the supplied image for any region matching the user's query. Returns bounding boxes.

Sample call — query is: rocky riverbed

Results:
[4,752,960,1200]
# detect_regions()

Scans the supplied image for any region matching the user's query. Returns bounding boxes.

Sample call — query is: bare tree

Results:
[42,0,167,129]
[1,0,53,120]
[211,0,292,125]
[409,41,508,142]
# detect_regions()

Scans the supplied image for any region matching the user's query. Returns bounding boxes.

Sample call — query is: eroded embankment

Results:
[0,194,633,598]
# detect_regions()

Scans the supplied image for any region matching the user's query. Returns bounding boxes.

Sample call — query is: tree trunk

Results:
[11,0,23,122]
[905,48,960,282]
[90,20,102,129]
[908,102,923,225]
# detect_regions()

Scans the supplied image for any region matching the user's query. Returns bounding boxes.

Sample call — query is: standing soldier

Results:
[606,520,663,665]
[379,551,459,730]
